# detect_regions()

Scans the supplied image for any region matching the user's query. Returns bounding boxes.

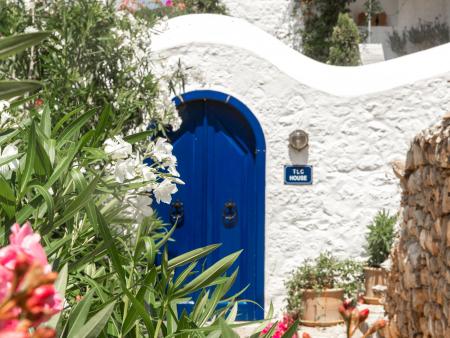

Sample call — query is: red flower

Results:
[34,99,44,107]
[358,308,370,323]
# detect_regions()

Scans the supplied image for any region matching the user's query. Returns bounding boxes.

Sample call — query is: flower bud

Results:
[358,308,370,323]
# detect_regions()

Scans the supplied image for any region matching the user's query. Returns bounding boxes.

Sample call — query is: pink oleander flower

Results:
[260,314,298,338]
[26,285,63,325]
[0,222,50,273]
[165,0,173,7]
[0,223,61,337]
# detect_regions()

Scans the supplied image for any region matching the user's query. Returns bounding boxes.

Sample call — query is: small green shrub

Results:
[296,0,356,63]
[366,210,397,267]
[284,252,364,317]
[327,13,361,66]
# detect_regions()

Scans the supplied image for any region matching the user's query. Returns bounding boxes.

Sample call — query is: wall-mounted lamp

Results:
[289,130,309,151]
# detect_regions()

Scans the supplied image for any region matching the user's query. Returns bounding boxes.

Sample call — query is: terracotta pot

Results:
[363,267,387,305]
[300,288,344,327]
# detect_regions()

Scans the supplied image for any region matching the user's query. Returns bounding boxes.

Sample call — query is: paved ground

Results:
[235,304,385,338]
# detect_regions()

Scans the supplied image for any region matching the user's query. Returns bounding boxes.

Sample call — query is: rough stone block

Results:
[442,177,450,214]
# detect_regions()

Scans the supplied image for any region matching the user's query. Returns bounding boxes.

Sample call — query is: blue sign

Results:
[284,165,313,185]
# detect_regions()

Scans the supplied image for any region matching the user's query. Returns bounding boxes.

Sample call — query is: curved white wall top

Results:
[152,14,450,97]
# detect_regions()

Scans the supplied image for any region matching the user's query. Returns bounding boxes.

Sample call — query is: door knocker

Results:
[170,200,184,227]
[223,201,238,228]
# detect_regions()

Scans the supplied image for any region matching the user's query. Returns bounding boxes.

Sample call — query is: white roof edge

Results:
[151,14,450,97]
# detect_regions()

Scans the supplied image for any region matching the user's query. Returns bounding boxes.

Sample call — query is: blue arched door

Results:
[156,90,265,320]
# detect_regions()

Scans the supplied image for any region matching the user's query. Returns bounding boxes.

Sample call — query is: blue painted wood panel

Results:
[156,91,265,320]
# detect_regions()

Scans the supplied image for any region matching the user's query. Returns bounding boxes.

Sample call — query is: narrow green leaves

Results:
[167,244,221,270]
[19,119,37,195]
[0,80,42,100]
[0,175,15,218]
[175,251,241,297]
[46,264,68,329]
[0,32,50,60]
[218,318,239,338]
[281,320,299,338]
[72,302,115,338]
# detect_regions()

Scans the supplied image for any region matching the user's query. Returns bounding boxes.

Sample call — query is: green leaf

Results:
[53,106,83,134]
[251,302,274,335]
[0,129,20,146]
[52,175,100,228]
[40,104,52,138]
[121,270,157,336]
[72,302,116,338]
[0,153,20,169]
[226,302,239,322]
[44,143,79,188]
[123,130,153,144]
[218,318,239,338]
[167,244,221,270]
[199,268,239,325]
[92,104,112,146]
[0,80,42,100]
[28,184,54,227]
[34,136,52,176]
[155,224,177,250]
[19,119,37,195]
[46,264,68,329]
[252,322,278,338]
[175,251,241,297]
[0,175,15,218]
[57,108,96,148]
[66,290,95,337]
[281,319,299,338]
[94,208,155,333]
[0,32,50,60]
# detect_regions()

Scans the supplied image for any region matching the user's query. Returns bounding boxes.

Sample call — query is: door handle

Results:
[170,200,184,227]
[223,201,238,228]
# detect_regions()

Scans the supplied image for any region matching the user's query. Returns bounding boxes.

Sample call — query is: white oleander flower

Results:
[24,26,38,33]
[23,0,35,12]
[154,178,178,204]
[114,158,136,183]
[0,144,19,175]
[0,100,10,112]
[140,164,157,183]
[151,137,173,162]
[129,194,153,221]
[1,112,12,125]
[104,136,132,160]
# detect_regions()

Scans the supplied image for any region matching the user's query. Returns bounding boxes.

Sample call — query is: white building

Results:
[222,0,450,60]
[150,2,450,319]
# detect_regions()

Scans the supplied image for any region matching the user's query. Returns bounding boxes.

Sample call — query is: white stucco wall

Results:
[151,14,450,313]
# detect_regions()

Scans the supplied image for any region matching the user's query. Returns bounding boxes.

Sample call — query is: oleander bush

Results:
[0,0,179,132]
[0,1,247,336]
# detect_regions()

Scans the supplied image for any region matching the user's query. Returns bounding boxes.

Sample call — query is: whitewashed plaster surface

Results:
[151,14,450,313]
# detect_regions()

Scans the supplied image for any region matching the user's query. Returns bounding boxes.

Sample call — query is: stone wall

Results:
[385,116,450,338]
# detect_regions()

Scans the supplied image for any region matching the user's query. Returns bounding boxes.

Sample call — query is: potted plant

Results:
[285,252,364,327]
[364,210,397,304]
